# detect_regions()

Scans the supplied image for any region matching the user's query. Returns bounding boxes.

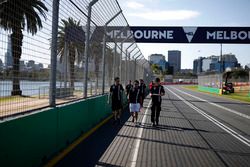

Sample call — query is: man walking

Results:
[150,78,165,126]
[125,80,133,96]
[128,80,142,125]
[139,79,146,107]
[110,77,124,125]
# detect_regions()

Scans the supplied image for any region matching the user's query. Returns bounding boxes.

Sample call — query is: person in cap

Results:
[128,80,142,125]
[150,77,165,126]
[110,77,124,124]
[139,79,146,107]
[125,80,133,96]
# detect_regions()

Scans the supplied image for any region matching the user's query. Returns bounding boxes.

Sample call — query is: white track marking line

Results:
[171,87,250,120]
[167,87,250,147]
[130,100,152,167]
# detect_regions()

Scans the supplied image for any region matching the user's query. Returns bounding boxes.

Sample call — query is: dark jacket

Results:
[128,87,142,104]
[110,84,124,102]
[150,85,165,103]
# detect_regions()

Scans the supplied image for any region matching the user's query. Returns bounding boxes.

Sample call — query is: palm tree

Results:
[57,17,85,89]
[0,0,48,95]
[90,41,102,94]
[106,47,114,86]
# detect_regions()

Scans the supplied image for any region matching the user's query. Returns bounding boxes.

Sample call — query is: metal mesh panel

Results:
[0,0,152,118]
[0,0,52,117]
[198,74,222,88]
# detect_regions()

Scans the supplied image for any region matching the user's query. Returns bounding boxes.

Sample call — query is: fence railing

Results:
[0,0,153,118]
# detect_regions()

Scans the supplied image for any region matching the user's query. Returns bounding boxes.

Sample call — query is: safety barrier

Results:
[198,86,220,94]
[0,95,113,167]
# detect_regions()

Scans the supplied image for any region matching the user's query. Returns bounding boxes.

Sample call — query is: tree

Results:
[0,0,48,95]
[106,47,114,86]
[151,64,160,74]
[90,41,102,94]
[57,17,85,89]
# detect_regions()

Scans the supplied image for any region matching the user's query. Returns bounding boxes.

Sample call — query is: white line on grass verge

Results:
[167,87,250,147]
[130,100,152,167]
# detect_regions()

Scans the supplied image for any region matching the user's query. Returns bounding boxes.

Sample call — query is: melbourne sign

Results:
[103,26,250,43]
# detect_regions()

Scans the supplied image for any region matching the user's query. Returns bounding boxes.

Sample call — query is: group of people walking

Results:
[109,77,165,127]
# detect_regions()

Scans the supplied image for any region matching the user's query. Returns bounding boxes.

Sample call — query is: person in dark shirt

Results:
[110,77,124,124]
[125,80,133,96]
[128,80,142,124]
[150,77,165,126]
[139,79,146,107]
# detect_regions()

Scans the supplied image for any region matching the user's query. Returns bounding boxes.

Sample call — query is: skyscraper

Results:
[193,59,198,74]
[193,57,204,74]
[168,50,181,74]
[4,35,13,68]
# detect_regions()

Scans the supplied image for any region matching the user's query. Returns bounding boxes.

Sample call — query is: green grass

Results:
[184,85,250,103]
[0,96,23,102]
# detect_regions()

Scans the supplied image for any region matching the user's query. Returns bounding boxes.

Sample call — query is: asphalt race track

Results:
[56,85,250,167]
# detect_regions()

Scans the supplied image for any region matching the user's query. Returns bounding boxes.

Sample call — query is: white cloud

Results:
[126,1,144,9]
[128,10,200,21]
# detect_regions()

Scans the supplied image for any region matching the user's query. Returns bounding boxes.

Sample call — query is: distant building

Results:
[193,59,198,74]
[222,53,237,63]
[202,55,220,72]
[38,63,44,69]
[4,35,13,68]
[209,55,220,72]
[193,57,204,74]
[27,60,35,69]
[202,58,212,72]
[149,54,165,64]
[20,60,25,71]
[168,50,181,73]
[222,53,239,70]
[210,62,221,72]
[193,53,240,74]
[149,54,167,71]
[165,61,169,71]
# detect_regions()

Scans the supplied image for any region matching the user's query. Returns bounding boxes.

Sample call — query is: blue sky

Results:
[118,0,250,69]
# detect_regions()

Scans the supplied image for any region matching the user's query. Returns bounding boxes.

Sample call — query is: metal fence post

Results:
[49,0,60,107]
[84,0,98,98]
[101,26,107,94]
[128,53,131,81]
[125,49,128,83]
[119,42,123,81]
[112,43,117,80]
[119,37,131,84]
[125,42,135,83]
[102,11,122,94]
[134,54,142,80]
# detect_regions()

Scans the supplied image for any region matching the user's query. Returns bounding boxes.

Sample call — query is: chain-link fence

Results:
[198,72,250,96]
[0,0,153,118]
[198,73,222,88]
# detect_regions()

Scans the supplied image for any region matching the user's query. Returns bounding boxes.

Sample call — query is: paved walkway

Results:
[55,87,250,167]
